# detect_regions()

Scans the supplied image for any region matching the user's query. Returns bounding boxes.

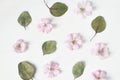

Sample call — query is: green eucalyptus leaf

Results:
[42,40,57,55]
[92,16,106,33]
[18,11,32,29]
[18,61,35,80]
[72,61,85,79]
[90,16,106,41]
[50,2,68,17]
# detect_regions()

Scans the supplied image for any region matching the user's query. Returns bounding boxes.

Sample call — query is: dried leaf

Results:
[72,61,85,79]
[90,16,106,41]
[42,40,57,55]
[18,61,35,80]
[18,11,32,29]
[50,2,68,17]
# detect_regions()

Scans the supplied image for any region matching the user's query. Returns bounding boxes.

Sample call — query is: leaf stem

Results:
[74,77,76,80]
[90,32,97,41]
[43,0,50,9]
[24,26,26,30]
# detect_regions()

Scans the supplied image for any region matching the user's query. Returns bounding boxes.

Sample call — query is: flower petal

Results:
[13,39,28,53]
[44,61,61,78]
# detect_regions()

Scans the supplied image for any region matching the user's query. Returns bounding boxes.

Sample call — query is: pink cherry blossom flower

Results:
[76,0,94,18]
[38,18,53,33]
[92,70,108,80]
[92,43,110,59]
[66,33,83,50]
[13,39,28,53]
[44,61,62,78]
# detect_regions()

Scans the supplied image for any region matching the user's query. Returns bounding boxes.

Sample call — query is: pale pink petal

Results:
[73,44,81,50]
[92,43,110,59]
[78,0,87,8]
[86,4,93,12]
[92,70,101,78]
[92,44,100,55]
[76,40,82,45]
[38,23,46,32]
[92,70,108,80]
[41,18,51,24]
[13,39,28,53]
[92,48,99,56]
[44,61,61,78]
[100,71,107,78]
[67,43,74,50]
[72,33,81,40]
[38,18,53,33]
[20,42,28,52]
[76,0,94,17]
[67,33,74,40]
[44,24,53,33]
[66,33,83,50]
[84,9,92,16]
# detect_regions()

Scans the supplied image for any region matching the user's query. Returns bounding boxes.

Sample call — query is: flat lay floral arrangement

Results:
[12,0,111,80]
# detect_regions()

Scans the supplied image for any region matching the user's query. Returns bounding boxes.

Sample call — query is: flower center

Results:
[80,8,85,12]
[44,23,47,27]
[72,40,77,44]
[96,77,101,80]
[49,67,55,71]
[17,44,21,49]
[98,48,104,55]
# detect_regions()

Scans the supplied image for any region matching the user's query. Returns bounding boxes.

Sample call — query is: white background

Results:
[0,0,120,80]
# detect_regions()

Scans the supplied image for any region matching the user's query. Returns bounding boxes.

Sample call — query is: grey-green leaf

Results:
[42,40,57,55]
[18,11,32,29]
[72,61,85,79]
[90,16,106,41]
[18,61,35,80]
[50,2,68,17]
[91,16,106,33]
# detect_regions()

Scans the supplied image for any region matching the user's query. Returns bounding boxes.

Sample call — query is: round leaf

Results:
[18,11,32,29]
[90,16,106,41]
[50,2,68,17]
[42,40,57,55]
[91,16,106,33]
[18,61,35,80]
[72,61,85,79]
